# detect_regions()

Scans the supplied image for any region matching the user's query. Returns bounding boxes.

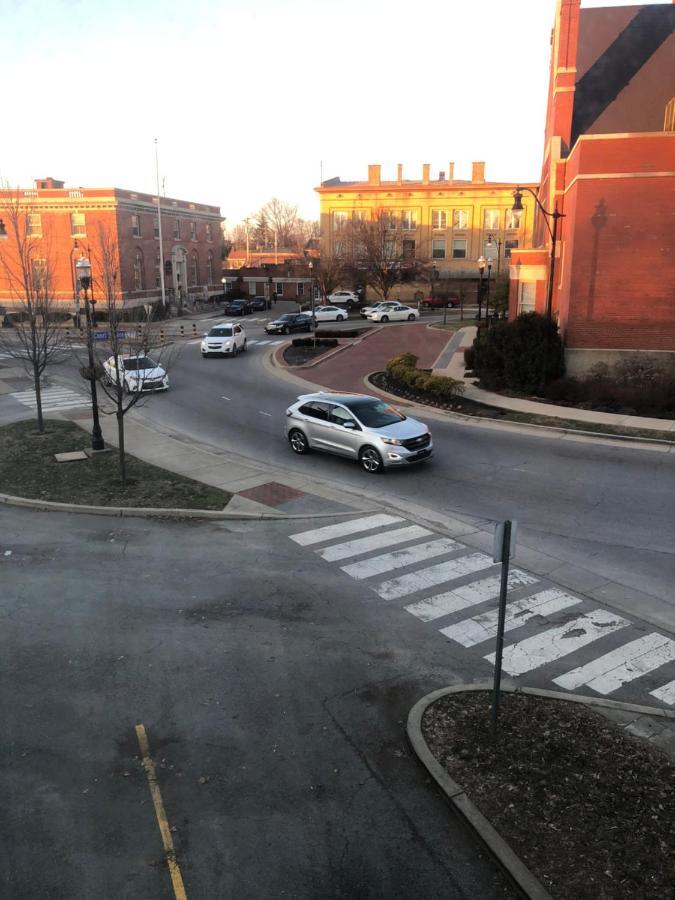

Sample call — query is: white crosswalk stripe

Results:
[650,680,675,705]
[377,552,493,601]
[405,569,538,621]
[441,589,582,648]
[290,514,404,546]
[10,387,86,411]
[486,609,629,676]
[341,538,460,580]
[318,525,432,562]
[554,634,675,694]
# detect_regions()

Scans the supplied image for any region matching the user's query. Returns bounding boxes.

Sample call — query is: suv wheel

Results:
[359,446,383,474]
[289,429,309,454]
[381,315,389,323]
[336,314,344,322]
[407,313,415,321]
[232,344,238,357]
[242,339,247,352]
[283,326,290,335]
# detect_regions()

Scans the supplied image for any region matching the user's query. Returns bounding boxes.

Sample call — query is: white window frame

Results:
[431,210,446,230]
[333,211,348,233]
[518,282,536,314]
[173,218,181,239]
[27,214,42,236]
[452,238,467,259]
[452,209,469,230]
[432,239,446,259]
[505,209,522,230]
[275,282,283,295]
[132,214,141,237]
[206,223,213,242]
[483,209,500,230]
[297,282,304,297]
[190,221,197,241]
[70,213,86,236]
[400,210,417,231]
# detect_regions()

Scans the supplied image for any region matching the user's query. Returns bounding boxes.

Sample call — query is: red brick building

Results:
[0,177,223,313]
[509,0,675,373]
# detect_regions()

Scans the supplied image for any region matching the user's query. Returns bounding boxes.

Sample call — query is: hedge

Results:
[384,352,464,401]
[292,337,338,348]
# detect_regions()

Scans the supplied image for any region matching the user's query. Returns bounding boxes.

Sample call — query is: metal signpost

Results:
[491,519,517,739]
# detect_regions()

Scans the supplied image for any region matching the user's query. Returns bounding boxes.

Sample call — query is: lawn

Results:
[0,420,231,510]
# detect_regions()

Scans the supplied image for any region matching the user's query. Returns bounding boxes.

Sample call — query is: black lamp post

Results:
[308,260,316,349]
[75,255,105,451]
[486,233,502,278]
[512,186,565,320]
[486,258,493,323]
[477,255,486,321]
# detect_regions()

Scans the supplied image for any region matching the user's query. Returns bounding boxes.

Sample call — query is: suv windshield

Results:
[345,399,406,427]
[208,327,233,337]
[123,357,155,371]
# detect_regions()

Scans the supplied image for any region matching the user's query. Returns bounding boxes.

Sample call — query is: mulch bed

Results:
[282,344,337,366]
[370,372,509,417]
[422,691,674,899]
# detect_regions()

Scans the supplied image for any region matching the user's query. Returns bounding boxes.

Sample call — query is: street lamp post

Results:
[221,276,227,304]
[75,255,105,451]
[308,260,316,349]
[512,186,565,320]
[486,233,502,279]
[486,258,493,324]
[477,255,486,322]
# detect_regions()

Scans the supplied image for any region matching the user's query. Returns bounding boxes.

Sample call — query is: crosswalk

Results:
[10,386,87,412]
[247,339,285,346]
[289,514,675,707]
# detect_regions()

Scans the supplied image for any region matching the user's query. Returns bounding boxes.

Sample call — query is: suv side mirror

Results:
[343,421,356,429]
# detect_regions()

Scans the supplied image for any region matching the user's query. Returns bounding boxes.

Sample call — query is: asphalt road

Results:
[0,506,512,899]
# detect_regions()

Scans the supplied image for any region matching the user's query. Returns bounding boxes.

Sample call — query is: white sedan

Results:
[103,354,169,393]
[360,301,400,319]
[313,305,348,323]
[327,290,359,305]
[367,305,420,323]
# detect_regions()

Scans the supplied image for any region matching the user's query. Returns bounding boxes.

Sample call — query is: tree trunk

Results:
[33,359,44,434]
[116,406,127,486]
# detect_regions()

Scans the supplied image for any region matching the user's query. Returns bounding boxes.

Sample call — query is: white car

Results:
[103,354,169,393]
[360,301,400,319]
[201,322,247,357]
[368,305,420,323]
[313,305,348,323]
[327,290,359,305]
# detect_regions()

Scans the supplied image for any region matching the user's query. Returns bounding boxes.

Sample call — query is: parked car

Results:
[327,290,360,305]
[360,301,400,319]
[313,305,348,323]
[421,294,460,309]
[285,392,432,473]
[224,299,250,316]
[103,354,169,393]
[249,296,269,311]
[200,322,247,357]
[265,313,314,335]
[368,305,420,323]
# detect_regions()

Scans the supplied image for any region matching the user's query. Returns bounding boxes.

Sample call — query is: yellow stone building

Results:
[316,162,538,300]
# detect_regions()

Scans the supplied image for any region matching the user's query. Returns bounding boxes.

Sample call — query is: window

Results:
[452,209,469,230]
[207,251,214,284]
[31,259,48,292]
[154,217,160,238]
[483,209,500,230]
[333,211,348,233]
[381,211,397,230]
[155,253,161,288]
[384,239,396,258]
[190,252,198,285]
[518,282,536,313]
[70,213,86,236]
[402,239,416,259]
[27,214,42,236]
[297,282,304,297]
[299,402,330,420]
[484,240,499,261]
[131,215,141,237]
[452,239,467,259]
[431,210,446,230]
[400,210,417,230]
[505,209,522,230]
[504,239,519,258]
[334,241,344,257]
[173,218,181,239]
[133,250,145,291]
[330,406,357,428]
[432,239,446,260]
[352,209,367,222]
[206,223,213,242]
[275,282,283,296]
[190,221,197,241]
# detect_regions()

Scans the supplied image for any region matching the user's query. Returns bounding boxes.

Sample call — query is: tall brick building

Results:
[0,177,223,313]
[509,0,675,372]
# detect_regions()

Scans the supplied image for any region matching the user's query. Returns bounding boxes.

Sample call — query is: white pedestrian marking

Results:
[405,570,538,621]
[221,396,231,401]
[440,589,582,648]
[650,679,675,705]
[259,411,272,417]
[486,609,629,676]
[376,552,493,601]
[271,340,284,345]
[256,340,272,345]
[554,633,675,695]
[341,538,459,581]
[10,387,86,411]
[318,525,432,562]
[290,514,404,546]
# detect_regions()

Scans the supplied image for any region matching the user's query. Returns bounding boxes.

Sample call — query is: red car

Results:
[421,294,459,309]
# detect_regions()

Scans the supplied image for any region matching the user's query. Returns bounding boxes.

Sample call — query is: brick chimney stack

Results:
[422,163,430,184]
[368,164,381,185]
[447,162,455,182]
[471,161,486,183]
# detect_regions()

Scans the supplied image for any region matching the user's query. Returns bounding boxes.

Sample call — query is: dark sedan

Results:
[249,296,268,311]
[223,300,251,316]
[265,313,314,335]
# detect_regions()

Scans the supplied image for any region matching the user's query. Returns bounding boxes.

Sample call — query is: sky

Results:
[0,0,667,228]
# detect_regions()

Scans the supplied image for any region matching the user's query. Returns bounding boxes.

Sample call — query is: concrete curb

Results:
[272,325,384,370]
[407,683,675,900]
[0,491,378,522]
[363,374,675,452]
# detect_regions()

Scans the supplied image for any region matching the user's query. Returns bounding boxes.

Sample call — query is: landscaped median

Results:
[277,325,381,369]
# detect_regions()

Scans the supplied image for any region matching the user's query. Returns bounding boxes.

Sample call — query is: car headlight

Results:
[381,437,402,446]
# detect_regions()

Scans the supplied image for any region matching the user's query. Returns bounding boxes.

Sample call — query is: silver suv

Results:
[285,392,432,473]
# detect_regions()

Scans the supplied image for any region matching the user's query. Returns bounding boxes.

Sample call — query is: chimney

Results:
[448,162,455,182]
[471,162,486,184]
[35,177,65,190]
[438,170,446,182]
[397,163,403,184]
[368,164,381,185]
[422,163,430,185]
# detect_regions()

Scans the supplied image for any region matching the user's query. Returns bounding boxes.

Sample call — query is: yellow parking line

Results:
[135,723,188,900]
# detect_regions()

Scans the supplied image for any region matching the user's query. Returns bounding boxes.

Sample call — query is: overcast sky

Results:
[0,0,666,226]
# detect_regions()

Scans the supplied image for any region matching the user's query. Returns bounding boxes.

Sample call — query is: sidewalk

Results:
[432,325,675,435]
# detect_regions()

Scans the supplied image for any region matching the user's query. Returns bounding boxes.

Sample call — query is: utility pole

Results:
[154,139,167,312]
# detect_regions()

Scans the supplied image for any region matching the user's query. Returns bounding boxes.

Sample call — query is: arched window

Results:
[206,251,214,285]
[191,251,199,286]
[133,249,145,291]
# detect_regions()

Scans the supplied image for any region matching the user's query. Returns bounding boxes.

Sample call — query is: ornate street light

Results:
[486,232,502,278]
[308,260,316,349]
[512,186,565,320]
[75,255,105,451]
[477,255,486,321]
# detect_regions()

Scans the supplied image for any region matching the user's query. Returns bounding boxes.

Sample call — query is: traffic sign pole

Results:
[491,519,512,740]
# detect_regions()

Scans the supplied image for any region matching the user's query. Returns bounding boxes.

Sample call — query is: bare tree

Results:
[312,251,345,302]
[0,189,66,433]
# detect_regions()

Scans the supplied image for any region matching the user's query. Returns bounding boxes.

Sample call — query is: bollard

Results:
[179,324,185,336]
[192,323,197,335]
